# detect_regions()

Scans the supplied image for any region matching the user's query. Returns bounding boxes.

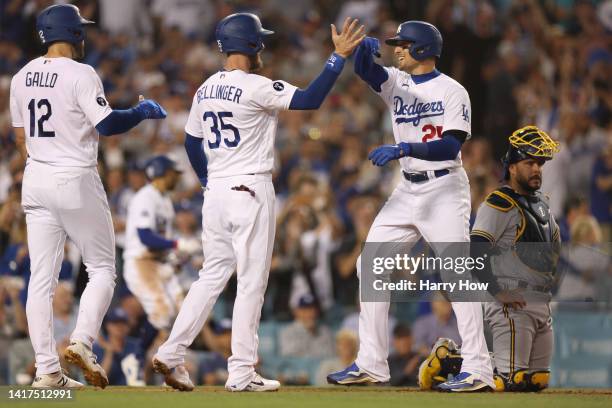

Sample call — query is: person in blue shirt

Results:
[93,308,144,386]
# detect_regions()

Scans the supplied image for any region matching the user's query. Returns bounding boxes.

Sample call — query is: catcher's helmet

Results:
[502,126,560,180]
[215,13,274,56]
[36,4,94,46]
[385,20,443,61]
[144,156,182,180]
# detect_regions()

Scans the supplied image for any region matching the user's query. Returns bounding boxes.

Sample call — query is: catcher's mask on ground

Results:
[502,125,560,180]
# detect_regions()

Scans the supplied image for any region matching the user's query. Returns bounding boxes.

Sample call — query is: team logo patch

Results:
[96,97,107,107]
[273,81,284,91]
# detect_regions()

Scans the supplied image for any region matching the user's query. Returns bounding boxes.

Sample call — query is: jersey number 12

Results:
[27,98,55,138]
[203,111,240,149]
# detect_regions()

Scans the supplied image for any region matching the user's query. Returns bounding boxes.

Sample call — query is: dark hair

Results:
[393,323,412,338]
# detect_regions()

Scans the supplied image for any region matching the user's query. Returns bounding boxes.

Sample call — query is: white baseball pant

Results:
[123,257,183,330]
[22,159,116,376]
[354,168,494,387]
[156,173,275,390]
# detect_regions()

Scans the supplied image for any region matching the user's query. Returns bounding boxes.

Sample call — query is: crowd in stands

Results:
[0,0,610,385]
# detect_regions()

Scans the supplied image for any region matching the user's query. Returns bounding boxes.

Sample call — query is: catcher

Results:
[419,126,561,392]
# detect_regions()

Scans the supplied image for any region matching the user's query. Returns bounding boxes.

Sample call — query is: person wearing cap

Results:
[328,20,495,391]
[123,155,201,347]
[93,308,144,386]
[278,294,334,359]
[424,126,561,392]
[9,3,167,388]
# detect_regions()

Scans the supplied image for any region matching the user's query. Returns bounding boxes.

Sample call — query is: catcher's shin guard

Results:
[418,338,462,390]
[493,370,550,392]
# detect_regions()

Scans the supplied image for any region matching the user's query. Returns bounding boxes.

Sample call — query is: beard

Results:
[516,174,541,193]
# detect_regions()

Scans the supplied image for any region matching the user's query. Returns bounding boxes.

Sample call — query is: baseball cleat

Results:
[326,362,384,385]
[64,341,109,389]
[32,371,84,389]
[152,357,194,392]
[226,373,280,392]
[436,372,492,392]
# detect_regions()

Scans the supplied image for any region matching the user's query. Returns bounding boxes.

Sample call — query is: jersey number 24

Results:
[203,111,240,149]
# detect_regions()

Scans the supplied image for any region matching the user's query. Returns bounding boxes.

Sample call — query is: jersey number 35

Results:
[203,111,240,149]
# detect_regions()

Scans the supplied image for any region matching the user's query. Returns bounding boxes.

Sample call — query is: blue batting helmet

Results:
[144,156,182,180]
[385,21,443,61]
[215,13,274,56]
[36,4,94,46]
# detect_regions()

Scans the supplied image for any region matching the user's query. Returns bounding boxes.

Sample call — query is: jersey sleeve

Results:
[376,66,398,103]
[74,66,113,127]
[251,77,298,111]
[443,86,471,137]
[9,76,23,127]
[130,194,156,230]
[471,202,512,243]
[184,93,204,138]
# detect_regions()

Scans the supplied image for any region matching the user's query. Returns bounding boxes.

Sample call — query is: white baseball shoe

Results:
[64,341,109,389]
[226,373,281,392]
[32,371,84,389]
[152,357,194,392]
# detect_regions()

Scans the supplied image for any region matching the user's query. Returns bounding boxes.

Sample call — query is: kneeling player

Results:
[419,126,560,392]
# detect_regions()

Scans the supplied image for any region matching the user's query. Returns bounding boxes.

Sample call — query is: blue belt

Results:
[403,169,450,183]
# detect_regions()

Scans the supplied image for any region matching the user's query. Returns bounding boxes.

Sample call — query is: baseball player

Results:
[419,126,560,392]
[152,13,365,392]
[327,21,495,391]
[123,156,200,341]
[474,125,560,391]
[9,4,166,388]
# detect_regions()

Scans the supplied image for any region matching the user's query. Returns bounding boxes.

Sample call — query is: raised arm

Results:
[353,37,388,92]
[288,17,365,110]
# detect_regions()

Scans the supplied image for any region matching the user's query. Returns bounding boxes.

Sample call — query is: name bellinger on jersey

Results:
[185,70,297,178]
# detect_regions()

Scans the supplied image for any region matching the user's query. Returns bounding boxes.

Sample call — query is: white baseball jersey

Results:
[376,67,471,172]
[9,56,112,167]
[124,184,175,259]
[184,70,297,178]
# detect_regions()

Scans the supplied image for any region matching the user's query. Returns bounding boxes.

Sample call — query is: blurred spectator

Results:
[94,308,145,386]
[412,296,460,355]
[558,195,590,243]
[98,0,153,39]
[151,0,215,38]
[332,194,380,306]
[1,0,611,386]
[590,144,612,241]
[388,323,419,386]
[199,319,231,386]
[314,329,358,386]
[53,281,77,372]
[279,294,334,358]
[557,215,610,302]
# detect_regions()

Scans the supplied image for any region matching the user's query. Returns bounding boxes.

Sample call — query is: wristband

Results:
[326,53,346,74]
[397,142,411,158]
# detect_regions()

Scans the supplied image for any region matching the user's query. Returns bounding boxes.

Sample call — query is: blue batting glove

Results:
[368,143,411,166]
[135,100,167,119]
[363,36,381,57]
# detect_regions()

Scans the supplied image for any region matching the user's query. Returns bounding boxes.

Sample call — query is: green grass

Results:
[2,386,611,408]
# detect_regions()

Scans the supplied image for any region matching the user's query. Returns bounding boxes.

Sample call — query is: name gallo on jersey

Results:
[393,95,444,127]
